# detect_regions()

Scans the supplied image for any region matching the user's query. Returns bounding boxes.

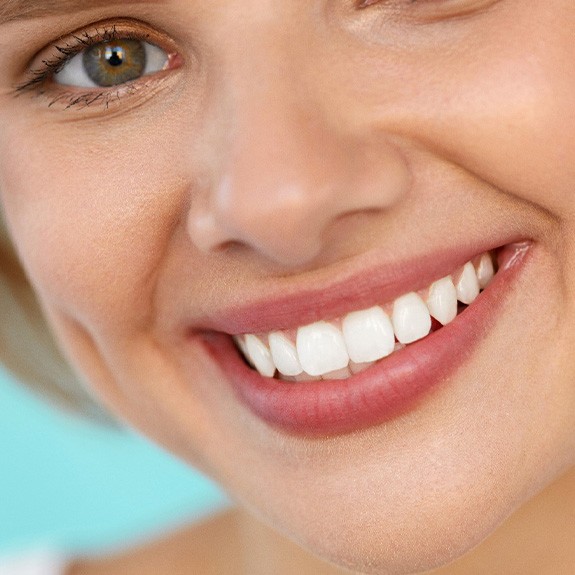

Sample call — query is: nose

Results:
[187,32,410,268]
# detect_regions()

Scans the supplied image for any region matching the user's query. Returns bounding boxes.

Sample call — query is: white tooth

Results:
[268,332,303,376]
[392,292,432,344]
[233,335,252,366]
[426,277,458,326]
[476,253,495,289]
[244,335,276,378]
[296,321,350,377]
[456,262,480,304]
[342,306,395,363]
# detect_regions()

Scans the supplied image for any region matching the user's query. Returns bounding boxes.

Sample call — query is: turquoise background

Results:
[0,366,229,556]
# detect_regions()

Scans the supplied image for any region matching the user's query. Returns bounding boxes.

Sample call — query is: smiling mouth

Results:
[201,241,532,435]
[232,252,496,382]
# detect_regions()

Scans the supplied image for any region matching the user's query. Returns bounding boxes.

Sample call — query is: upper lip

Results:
[188,234,522,337]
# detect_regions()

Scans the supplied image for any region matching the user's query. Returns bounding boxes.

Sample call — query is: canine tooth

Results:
[342,306,395,363]
[268,333,303,376]
[392,292,432,344]
[244,335,276,378]
[296,321,350,377]
[456,262,480,304]
[476,253,495,289]
[426,277,458,326]
[233,335,252,366]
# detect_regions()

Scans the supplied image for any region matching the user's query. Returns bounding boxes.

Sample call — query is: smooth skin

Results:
[1,1,575,573]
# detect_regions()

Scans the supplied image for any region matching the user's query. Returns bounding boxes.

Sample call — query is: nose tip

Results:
[187,174,330,266]
[187,141,410,268]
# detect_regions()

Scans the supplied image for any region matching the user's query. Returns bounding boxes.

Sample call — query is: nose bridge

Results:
[219,14,331,213]
[187,9,409,267]
[223,68,337,229]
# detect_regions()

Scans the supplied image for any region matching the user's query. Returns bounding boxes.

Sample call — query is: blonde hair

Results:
[0,211,116,425]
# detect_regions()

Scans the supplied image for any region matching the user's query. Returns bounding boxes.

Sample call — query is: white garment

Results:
[0,550,69,575]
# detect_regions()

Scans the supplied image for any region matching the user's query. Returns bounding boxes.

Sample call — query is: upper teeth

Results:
[233,252,496,381]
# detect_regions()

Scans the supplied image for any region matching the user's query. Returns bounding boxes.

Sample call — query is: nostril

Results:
[214,239,245,255]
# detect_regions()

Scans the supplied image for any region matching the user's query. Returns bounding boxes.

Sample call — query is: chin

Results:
[280,492,516,575]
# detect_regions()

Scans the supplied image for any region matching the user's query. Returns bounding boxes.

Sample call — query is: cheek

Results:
[0,120,187,336]
[428,17,575,218]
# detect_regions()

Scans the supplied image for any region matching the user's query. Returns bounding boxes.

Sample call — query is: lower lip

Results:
[202,244,532,437]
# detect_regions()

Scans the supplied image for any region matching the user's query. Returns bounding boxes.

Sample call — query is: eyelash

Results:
[16,24,173,110]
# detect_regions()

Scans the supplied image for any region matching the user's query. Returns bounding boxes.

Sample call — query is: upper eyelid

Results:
[24,20,175,72]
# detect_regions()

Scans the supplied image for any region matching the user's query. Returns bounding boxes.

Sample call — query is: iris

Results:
[83,40,146,87]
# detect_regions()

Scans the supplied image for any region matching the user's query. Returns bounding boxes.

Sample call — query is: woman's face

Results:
[1,1,575,572]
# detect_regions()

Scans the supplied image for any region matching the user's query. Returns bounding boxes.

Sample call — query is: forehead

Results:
[0,0,167,24]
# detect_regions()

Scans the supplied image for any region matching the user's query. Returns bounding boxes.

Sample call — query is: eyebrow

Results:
[0,0,166,25]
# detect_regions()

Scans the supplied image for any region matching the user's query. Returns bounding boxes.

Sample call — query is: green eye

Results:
[54,39,169,88]
[83,40,146,87]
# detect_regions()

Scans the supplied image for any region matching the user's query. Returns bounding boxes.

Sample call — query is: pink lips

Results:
[200,242,532,436]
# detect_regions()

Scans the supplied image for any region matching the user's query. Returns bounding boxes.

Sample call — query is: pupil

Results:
[106,47,125,67]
